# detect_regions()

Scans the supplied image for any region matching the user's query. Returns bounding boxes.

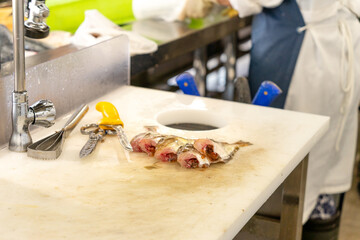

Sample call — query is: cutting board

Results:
[0,86,329,240]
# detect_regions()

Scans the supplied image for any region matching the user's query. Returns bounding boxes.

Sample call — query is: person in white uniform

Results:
[185,0,360,225]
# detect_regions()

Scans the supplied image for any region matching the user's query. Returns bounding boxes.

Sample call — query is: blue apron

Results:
[248,0,305,108]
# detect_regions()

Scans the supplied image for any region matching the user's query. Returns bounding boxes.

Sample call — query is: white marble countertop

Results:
[0,86,329,240]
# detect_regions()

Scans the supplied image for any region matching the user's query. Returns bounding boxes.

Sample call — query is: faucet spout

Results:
[12,0,26,92]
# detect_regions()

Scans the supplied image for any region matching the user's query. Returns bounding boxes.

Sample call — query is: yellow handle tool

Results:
[96,101,124,128]
[95,102,133,152]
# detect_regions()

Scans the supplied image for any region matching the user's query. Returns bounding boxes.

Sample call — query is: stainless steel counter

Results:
[2,12,251,89]
[129,15,252,92]
[128,15,252,76]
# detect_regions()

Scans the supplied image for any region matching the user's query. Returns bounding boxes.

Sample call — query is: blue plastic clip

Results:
[176,73,201,96]
[252,81,282,106]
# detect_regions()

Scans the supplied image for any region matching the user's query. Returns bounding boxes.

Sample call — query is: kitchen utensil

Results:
[95,101,133,152]
[27,104,89,159]
[176,73,201,96]
[252,81,282,106]
[79,123,116,158]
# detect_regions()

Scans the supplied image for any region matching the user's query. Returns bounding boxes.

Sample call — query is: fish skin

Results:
[177,144,210,168]
[154,136,191,162]
[194,139,252,163]
[137,133,165,156]
[130,132,165,154]
[130,132,147,152]
[129,126,161,152]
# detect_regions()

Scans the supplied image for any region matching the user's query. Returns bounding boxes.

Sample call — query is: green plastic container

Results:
[46,0,135,33]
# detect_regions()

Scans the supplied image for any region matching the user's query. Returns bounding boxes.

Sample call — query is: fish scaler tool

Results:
[96,101,133,152]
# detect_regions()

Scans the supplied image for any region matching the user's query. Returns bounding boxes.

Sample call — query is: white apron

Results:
[230,0,360,222]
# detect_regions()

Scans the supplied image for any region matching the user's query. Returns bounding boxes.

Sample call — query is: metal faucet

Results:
[9,0,55,152]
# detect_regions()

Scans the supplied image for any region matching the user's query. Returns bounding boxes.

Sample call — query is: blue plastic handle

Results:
[176,73,201,96]
[252,81,282,106]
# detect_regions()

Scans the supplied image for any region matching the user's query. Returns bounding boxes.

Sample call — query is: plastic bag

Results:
[71,10,157,55]
[132,0,187,21]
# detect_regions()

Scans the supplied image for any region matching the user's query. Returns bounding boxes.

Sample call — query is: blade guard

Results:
[96,102,124,130]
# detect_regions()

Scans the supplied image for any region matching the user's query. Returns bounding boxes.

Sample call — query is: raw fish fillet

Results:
[130,132,165,156]
[130,126,161,152]
[130,132,146,152]
[177,144,211,169]
[130,127,252,169]
[193,139,252,163]
[154,136,191,162]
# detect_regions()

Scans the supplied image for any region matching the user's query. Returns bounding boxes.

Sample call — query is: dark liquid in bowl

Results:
[165,123,218,131]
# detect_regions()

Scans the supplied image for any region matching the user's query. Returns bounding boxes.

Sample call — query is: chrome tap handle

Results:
[9,92,33,152]
[24,0,50,39]
[29,100,56,128]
